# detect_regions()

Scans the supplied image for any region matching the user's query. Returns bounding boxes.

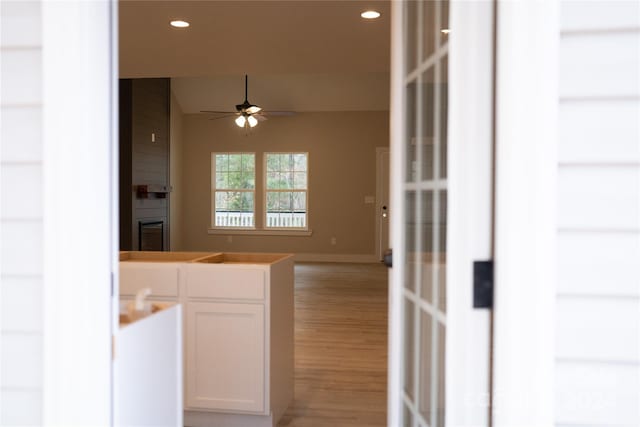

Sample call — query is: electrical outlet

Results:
[331,237,337,245]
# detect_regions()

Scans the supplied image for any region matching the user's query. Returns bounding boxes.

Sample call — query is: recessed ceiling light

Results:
[361,10,381,19]
[170,20,190,28]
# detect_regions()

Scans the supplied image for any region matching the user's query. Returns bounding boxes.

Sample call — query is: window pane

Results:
[293,172,307,189]
[293,154,307,171]
[228,154,242,171]
[242,171,255,189]
[280,153,292,170]
[440,0,450,46]
[242,154,255,172]
[215,191,229,210]
[216,172,227,189]
[440,57,449,179]
[418,310,433,421]
[405,82,417,183]
[292,192,306,211]
[279,192,292,211]
[216,154,228,172]
[281,172,293,189]
[266,192,279,211]
[420,68,435,181]
[437,323,446,427]
[422,0,436,60]
[420,190,435,302]
[266,172,278,189]
[228,172,242,189]
[403,298,415,401]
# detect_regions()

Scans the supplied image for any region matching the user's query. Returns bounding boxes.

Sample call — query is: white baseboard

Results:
[293,253,380,263]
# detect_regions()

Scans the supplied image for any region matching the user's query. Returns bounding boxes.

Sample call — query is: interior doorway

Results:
[376,147,391,261]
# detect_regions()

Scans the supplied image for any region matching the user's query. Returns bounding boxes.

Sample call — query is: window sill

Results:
[208,228,313,237]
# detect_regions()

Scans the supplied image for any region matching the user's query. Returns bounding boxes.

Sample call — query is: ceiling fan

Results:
[200,75,294,128]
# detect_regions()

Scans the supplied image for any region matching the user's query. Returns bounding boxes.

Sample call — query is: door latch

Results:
[473,260,493,308]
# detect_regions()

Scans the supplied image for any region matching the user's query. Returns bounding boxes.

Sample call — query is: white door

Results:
[388,1,496,426]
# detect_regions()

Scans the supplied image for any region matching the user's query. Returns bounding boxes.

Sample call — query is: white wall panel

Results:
[1,164,42,220]
[0,222,43,276]
[558,231,640,296]
[0,1,41,47]
[558,101,640,163]
[0,49,42,105]
[1,278,42,333]
[0,390,42,426]
[1,1,44,425]
[0,334,42,388]
[556,297,640,362]
[561,1,640,32]
[555,362,640,425]
[557,3,640,425]
[0,106,42,162]
[559,32,640,98]
[557,167,640,230]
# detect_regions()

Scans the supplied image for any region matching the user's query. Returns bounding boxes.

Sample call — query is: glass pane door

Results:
[401,1,449,426]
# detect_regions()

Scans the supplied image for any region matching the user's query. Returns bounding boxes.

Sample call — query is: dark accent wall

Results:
[119,78,170,250]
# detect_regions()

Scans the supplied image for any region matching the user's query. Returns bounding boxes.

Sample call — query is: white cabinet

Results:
[119,262,180,297]
[115,304,182,427]
[119,252,294,427]
[185,302,265,413]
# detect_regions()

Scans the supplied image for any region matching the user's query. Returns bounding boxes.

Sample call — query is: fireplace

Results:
[138,221,164,251]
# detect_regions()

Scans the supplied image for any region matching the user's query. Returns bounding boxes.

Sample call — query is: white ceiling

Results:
[119,0,391,112]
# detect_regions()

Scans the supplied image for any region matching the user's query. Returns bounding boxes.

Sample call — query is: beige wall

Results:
[181,111,389,258]
[169,91,184,250]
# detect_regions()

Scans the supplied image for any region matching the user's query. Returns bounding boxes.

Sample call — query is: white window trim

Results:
[207,228,313,237]
[210,152,256,230]
[263,152,309,231]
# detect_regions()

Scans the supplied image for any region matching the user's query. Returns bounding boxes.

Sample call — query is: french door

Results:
[389,1,496,426]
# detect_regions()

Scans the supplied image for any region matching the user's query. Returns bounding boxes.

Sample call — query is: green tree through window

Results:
[212,153,255,228]
[265,153,308,228]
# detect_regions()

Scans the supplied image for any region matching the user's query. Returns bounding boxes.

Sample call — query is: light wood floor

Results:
[277,262,388,427]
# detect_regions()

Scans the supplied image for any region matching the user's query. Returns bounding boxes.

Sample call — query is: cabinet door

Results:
[185,302,265,413]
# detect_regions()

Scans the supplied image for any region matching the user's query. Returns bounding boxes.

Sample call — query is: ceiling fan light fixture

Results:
[246,105,262,114]
[247,115,258,128]
[235,115,247,128]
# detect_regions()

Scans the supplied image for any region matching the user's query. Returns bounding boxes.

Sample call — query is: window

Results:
[212,153,255,228]
[265,153,308,229]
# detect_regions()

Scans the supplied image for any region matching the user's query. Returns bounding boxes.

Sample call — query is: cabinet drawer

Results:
[119,263,179,297]
[185,266,265,300]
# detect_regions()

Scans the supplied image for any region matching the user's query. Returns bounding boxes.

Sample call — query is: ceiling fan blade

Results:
[254,114,268,122]
[262,111,296,117]
[208,114,237,121]
[201,110,236,114]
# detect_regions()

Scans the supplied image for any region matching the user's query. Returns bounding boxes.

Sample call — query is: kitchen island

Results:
[119,251,294,427]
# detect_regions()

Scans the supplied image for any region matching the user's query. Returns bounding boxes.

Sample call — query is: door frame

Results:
[42,1,118,425]
[491,1,558,424]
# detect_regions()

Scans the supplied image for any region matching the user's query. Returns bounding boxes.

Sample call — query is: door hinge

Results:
[473,260,493,309]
